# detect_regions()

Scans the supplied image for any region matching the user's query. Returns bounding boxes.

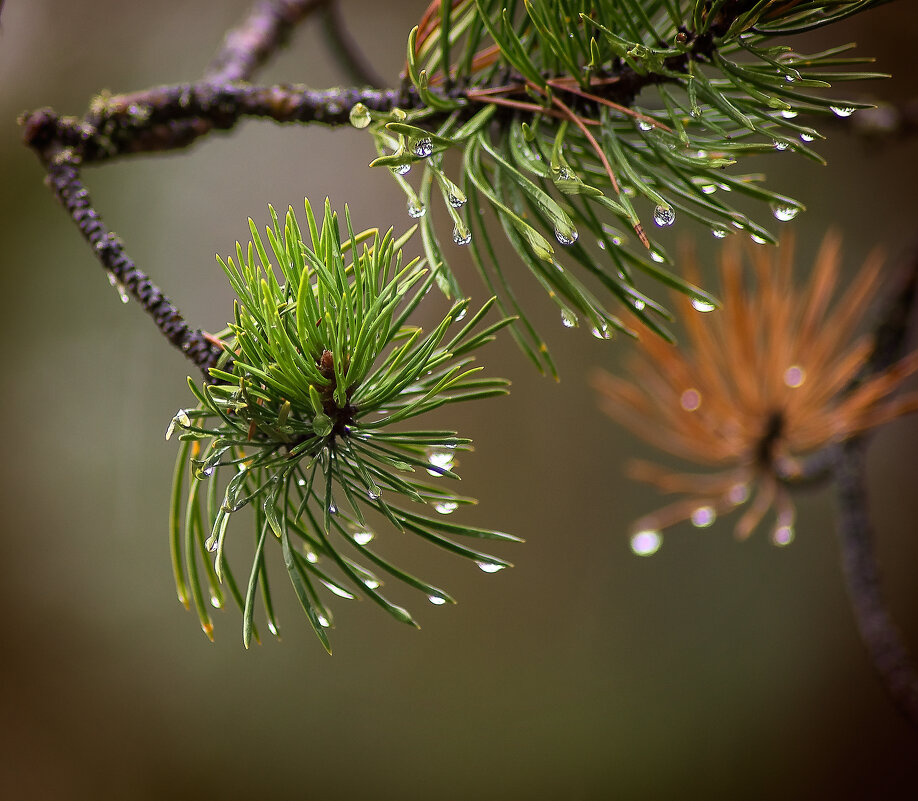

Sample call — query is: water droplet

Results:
[633,299,645,311]
[597,240,606,250]
[304,548,319,564]
[364,578,380,589]
[367,486,381,500]
[784,74,796,83]
[830,105,856,118]
[428,595,448,605]
[783,365,806,388]
[772,525,794,546]
[728,483,749,505]
[631,529,662,556]
[772,204,799,222]
[560,308,577,328]
[391,163,411,176]
[711,227,728,239]
[700,184,717,195]
[107,273,129,303]
[413,137,433,158]
[346,521,375,546]
[653,205,676,227]
[206,537,218,553]
[680,388,701,411]
[780,109,798,119]
[590,321,611,340]
[637,120,653,132]
[202,465,215,477]
[317,614,331,628]
[209,592,222,609]
[800,133,815,143]
[348,102,371,129]
[434,501,458,515]
[426,448,455,475]
[454,308,467,321]
[476,561,506,573]
[773,140,789,151]
[448,193,466,209]
[328,503,338,514]
[267,621,279,636]
[452,225,471,246]
[407,199,426,218]
[321,581,354,599]
[691,506,716,528]
[691,297,716,312]
[650,250,665,263]
[297,477,306,487]
[165,409,190,440]
[750,234,768,245]
[554,228,578,245]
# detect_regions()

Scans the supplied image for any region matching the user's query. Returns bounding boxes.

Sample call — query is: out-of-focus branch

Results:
[835,243,918,728]
[320,0,386,88]
[834,438,918,728]
[206,0,331,83]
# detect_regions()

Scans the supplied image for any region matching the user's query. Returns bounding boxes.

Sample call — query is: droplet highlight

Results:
[348,103,371,129]
[554,228,578,245]
[691,506,716,528]
[691,297,716,313]
[783,365,806,388]
[653,205,676,227]
[772,204,799,222]
[413,137,433,158]
[631,529,662,556]
[452,225,472,246]
[772,525,794,546]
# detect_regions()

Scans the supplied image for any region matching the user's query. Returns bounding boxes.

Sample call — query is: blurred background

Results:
[2,2,917,798]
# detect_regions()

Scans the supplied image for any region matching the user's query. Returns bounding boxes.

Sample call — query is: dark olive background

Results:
[1,2,917,799]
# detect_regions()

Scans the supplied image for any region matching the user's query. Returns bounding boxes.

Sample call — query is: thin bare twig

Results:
[320,0,386,88]
[835,243,918,728]
[206,0,330,83]
[21,0,340,379]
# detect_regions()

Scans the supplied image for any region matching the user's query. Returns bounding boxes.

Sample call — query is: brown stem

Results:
[42,148,223,376]
[834,439,918,728]
[206,0,331,83]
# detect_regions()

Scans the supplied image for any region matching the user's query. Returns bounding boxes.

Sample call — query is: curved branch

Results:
[833,242,918,727]
[206,0,331,83]
[42,148,222,375]
[834,439,918,728]
[320,0,386,88]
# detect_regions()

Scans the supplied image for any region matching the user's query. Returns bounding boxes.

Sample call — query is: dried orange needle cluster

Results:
[591,232,918,555]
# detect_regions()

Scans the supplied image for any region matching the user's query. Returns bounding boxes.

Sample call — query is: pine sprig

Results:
[167,199,517,651]
[348,0,889,375]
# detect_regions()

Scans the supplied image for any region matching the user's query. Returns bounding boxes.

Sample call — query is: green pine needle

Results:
[167,199,517,650]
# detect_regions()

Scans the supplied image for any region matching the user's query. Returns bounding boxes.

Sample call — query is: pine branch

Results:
[206,0,331,83]
[835,438,918,728]
[20,0,337,377]
[834,241,918,726]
